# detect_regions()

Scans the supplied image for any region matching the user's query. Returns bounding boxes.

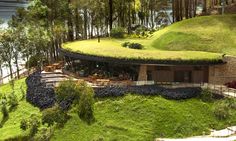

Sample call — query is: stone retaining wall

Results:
[209,56,236,84]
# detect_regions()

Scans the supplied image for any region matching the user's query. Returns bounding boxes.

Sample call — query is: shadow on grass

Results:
[0,116,9,128]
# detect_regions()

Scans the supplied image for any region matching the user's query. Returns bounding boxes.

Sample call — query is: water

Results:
[0,1,27,82]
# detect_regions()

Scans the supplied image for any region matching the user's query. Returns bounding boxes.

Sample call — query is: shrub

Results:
[20,115,40,138]
[78,82,95,124]
[110,27,126,38]
[1,103,8,120]
[121,42,130,47]
[214,103,230,120]
[42,104,69,127]
[200,89,213,102]
[26,55,40,68]
[55,80,80,109]
[121,42,143,50]
[26,72,56,109]
[33,127,54,141]
[20,119,28,131]
[8,92,19,110]
[225,98,236,109]
[128,43,143,49]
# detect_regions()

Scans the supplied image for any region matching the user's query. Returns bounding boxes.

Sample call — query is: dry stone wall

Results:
[209,56,236,84]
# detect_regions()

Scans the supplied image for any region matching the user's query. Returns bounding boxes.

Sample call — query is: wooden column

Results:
[138,65,147,81]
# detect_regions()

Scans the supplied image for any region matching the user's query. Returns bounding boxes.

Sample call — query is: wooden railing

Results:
[0,68,36,85]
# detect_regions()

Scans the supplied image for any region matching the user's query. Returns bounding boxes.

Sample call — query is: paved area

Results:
[156,126,236,141]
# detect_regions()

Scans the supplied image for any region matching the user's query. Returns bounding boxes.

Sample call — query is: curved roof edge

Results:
[59,48,225,66]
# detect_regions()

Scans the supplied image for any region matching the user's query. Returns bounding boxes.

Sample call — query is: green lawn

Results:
[63,39,222,62]
[0,79,41,140]
[62,14,236,62]
[52,95,236,141]
[1,79,236,141]
[151,14,236,55]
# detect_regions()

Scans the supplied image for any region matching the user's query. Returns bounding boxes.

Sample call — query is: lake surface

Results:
[0,1,27,81]
[0,1,27,27]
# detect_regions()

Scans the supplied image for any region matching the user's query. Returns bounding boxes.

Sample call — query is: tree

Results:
[0,29,15,79]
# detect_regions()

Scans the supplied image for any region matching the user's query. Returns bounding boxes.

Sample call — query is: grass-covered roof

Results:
[62,14,236,64]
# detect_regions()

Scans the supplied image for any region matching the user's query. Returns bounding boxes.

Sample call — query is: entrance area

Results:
[174,71,192,83]
[146,65,209,83]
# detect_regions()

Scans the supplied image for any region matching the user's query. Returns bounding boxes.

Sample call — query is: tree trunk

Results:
[14,54,20,79]
[109,0,113,31]
[8,61,13,79]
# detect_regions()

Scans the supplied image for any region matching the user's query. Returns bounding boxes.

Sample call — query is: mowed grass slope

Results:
[0,79,41,140]
[52,95,236,141]
[63,14,236,62]
[151,14,236,55]
[63,39,222,62]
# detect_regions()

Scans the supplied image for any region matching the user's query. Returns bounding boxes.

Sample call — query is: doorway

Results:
[174,71,192,83]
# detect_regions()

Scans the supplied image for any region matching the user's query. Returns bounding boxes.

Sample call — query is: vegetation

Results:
[1,77,236,140]
[110,27,126,38]
[55,80,80,105]
[42,105,69,127]
[200,89,213,102]
[0,79,41,140]
[63,14,236,62]
[52,95,236,141]
[63,38,222,62]
[122,42,144,50]
[78,82,95,124]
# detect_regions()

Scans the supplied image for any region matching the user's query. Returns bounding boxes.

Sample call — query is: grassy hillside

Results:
[1,79,236,141]
[52,95,236,141]
[63,14,236,62]
[0,79,41,140]
[151,14,236,55]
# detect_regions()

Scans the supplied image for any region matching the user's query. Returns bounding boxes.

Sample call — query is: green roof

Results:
[62,14,236,63]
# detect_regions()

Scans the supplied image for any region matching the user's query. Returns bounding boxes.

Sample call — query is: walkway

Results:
[156,126,236,141]
[41,70,78,88]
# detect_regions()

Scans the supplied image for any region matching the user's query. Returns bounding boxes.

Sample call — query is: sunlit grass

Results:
[0,79,41,140]
[63,39,222,62]
[63,14,236,62]
[52,95,236,141]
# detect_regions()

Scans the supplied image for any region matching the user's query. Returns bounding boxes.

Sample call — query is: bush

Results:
[225,98,236,109]
[1,101,8,119]
[56,80,80,102]
[26,55,40,68]
[8,92,19,110]
[78,82,95,124]
[128,43,143,49]
[110,27,126,38]
[55,80,81,110]
[121,42,130,47]
[95,86,200,100]
[42,104,69,127]
[33,127,54,141]
[200,89,213,102]
[214,103,230,120]
[20,115,40,138]
[26,72,56,109]
[121,42,143,50]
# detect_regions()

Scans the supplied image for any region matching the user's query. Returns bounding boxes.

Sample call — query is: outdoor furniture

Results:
[52,63,61,69]
[96,79,110,86]
[44,66,55,72]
